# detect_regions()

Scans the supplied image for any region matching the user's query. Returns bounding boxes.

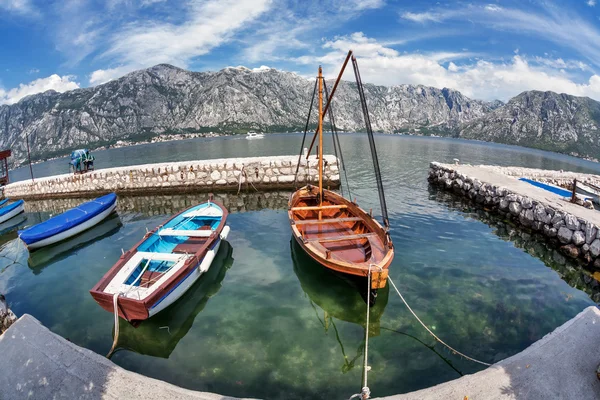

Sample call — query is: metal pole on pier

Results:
[25,132,34,182]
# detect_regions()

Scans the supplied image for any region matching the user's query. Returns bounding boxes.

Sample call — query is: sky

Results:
[2,0,600,105]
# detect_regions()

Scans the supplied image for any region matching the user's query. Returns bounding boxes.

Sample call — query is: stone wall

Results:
[429,162,600,271]
[0,295,16,334]
[25,191,291,216]
[4,155,339,200]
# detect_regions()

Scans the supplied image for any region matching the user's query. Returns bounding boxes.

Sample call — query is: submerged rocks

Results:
[0,294,17,334]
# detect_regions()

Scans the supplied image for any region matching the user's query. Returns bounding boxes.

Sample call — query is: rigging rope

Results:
[387,276,491,367]
[293,78,318,188]
[323,79,352,200]
[351,57,389,229]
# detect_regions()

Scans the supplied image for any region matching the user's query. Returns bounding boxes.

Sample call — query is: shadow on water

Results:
[290,238,464,377]
[109,241,234,359]
[428,185,600,303]
[28,212,123,273]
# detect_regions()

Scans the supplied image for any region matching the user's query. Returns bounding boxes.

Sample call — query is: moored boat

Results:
[0,200,25,224]
[576,181,600,204]
[90,197,230,323]
[289,51,394,296]
[246,131,264,139]
[18,193,117,250]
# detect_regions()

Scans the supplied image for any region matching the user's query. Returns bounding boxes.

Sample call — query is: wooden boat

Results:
[576,181,600,204]
[90,197,230,323]
[18,193,117,250]
[109,241,233,358]
[0,200,25,224]
[519,178,591,202]
[289,51,394,295]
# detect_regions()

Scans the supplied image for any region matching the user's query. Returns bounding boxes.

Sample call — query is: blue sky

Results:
[2,0,600,104]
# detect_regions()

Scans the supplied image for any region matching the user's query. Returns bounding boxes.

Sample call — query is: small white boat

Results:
[246,131,265,139]
[576,181,600,204]
[90,198,230,323]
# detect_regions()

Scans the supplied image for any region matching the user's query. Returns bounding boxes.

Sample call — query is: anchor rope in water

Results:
[387,276,492,367]
[106,292,121,358]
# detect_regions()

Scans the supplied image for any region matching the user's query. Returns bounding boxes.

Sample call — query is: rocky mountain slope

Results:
[0,64,493,166]
[1,63,599,166]
[459,91,600,159]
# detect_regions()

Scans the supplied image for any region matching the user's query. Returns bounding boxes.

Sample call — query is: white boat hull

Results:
[0,203,24,224]
[148,225,230,317]
[25,203,117,250]
[577,182,600,204]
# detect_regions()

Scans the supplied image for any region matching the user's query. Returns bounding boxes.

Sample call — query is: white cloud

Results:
[588,0,596,6]
[0,75,80,105]
[401,11,442,23]
[98,0,271,74]
[89,66,136,85]
[302,32,600,102]
[401,4,600,69]
[0,0,37,15]
[28,68,39,74]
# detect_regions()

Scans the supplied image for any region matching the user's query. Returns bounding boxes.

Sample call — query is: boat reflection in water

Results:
[109,241,234,359]
[28,213,123,273]
[0,212,27,236]
[291,238,389,373]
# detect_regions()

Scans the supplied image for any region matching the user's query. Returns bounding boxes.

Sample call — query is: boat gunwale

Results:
[288,187,393,287]
[90,199,229,322]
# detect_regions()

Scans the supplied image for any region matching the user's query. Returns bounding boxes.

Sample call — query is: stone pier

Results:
[3,155,339,200]
[429,162,600,271]
[0,294,16,335]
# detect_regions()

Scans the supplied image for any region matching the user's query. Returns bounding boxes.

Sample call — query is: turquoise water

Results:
[2,134,599,399]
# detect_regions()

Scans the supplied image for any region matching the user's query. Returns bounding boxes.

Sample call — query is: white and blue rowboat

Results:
[0,200,25,224]
[18,193,117,250]
[90,197,230,323]
[519,178,592,202]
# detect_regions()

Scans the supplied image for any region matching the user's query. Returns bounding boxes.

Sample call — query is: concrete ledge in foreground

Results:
[0,314,255,400]
[376,306,600,400]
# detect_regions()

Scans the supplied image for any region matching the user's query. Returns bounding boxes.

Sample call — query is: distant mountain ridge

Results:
[1,63,598,166]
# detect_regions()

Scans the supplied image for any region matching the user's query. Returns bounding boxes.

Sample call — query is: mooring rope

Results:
[387,276,492,367]
[106,292,121,358]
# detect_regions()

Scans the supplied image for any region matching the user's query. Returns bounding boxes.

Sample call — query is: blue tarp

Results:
[0,200,23,217]
[0,198,9,207]
[18,193,117,245]
[519,178,573,197]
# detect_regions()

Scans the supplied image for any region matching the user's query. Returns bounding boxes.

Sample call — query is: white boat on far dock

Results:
[246,131,265,139]
[577,181,600,204]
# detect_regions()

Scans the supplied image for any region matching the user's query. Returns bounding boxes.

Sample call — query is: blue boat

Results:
[0,200,25,224]
[19,193,117,250]
[519,178,591,202]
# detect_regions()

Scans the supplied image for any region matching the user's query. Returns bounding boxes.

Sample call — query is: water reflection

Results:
[28,213,123,272]
[24,192,290,217]
[109,241,234,359]
[0,213,27,236]
[429,186,600,303]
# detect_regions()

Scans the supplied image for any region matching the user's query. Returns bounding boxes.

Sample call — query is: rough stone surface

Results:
[509,201,522,215]
[591,239,600,258]
[572,231,586,246]
[585,223,597,245]
[557,227,573,244]
[564,214,581,231]
[560,244,580,259]
[0,295,16,334]
[3,155,340,199]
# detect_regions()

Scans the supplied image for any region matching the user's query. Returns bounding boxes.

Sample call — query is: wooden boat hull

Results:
[90,200,229,323]
[288,186,393,290]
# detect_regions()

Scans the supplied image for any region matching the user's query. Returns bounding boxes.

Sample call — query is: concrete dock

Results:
[1,308,599,399]
[429,162,600,271]
[2,155,339,200]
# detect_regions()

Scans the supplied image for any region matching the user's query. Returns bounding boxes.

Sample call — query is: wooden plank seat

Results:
[172,237,209,254]
[294,217,363,225]
[305,232,377,243]
[159,228,214,237]
[291,205,348,211]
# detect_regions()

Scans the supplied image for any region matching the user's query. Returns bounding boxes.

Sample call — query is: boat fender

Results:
[198,225,230,273]
[220,225,230,240]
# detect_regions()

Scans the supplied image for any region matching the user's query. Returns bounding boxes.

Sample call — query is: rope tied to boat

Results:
[106,292,122,358]
[387,276,491,367]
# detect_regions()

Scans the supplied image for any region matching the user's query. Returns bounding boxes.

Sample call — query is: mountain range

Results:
[0,64,599,166]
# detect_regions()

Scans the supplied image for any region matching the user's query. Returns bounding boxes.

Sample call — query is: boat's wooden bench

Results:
[291,205,348,211]
[294,217,362,225]
[159,228,214,237]
[306,232,377,243]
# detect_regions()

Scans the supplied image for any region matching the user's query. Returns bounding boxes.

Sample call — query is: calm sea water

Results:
[3,134,600,399]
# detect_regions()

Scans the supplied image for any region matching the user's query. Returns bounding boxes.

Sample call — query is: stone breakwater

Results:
[4,155,339,200]
[0,295,17,334]
[25,191,291,216]
[429,162,600,271]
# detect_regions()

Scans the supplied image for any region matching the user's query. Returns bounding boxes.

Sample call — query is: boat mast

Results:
[318,66,324,219]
